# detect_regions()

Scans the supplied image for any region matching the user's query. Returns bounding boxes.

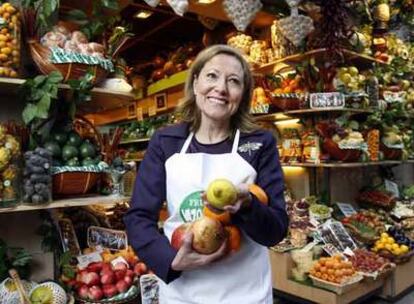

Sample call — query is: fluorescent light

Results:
[134,10,153,19]
[197,0,216,3]
[274,118,300,126]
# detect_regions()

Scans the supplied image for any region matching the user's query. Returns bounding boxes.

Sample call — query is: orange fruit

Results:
[225,225,241,252]
[248,184,268,205]
[203,205,231,225]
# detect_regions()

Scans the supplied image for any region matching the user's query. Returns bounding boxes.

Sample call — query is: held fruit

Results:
[248,184,268,205]
[192,217,226,254]
[171,223,193,250]
[203,205,231,225]
[206,178,237,210]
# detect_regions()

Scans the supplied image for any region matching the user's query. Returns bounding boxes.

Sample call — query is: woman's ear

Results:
[193,75,198,95]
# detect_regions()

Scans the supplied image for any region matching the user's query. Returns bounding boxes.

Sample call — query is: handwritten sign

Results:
[136,106,143,121]
[87,226,128,251]
[148,105,157,117]
[310,92,345,109]
[77,251,103,269]
[336,202,357,217]
[385,179,400,198]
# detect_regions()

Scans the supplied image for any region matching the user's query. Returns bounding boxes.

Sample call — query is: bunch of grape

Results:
[336,66,366,92]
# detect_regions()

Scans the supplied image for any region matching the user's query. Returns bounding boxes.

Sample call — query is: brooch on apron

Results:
[238,142,262,156]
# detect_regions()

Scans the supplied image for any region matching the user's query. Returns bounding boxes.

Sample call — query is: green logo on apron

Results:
[179,191,203,222]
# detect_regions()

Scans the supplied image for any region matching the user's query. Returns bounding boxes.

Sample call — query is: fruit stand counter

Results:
[269,250,384,304]
[380,257,414,300]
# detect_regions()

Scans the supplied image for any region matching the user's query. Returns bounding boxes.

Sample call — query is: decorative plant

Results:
[0,239,32,281]
[20,0,59,38]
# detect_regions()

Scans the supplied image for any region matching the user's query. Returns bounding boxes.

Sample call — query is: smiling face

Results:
[193,54,245,125]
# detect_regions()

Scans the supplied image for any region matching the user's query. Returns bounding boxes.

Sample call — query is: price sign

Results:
[148,105,157,117]
[87,226,128,251]
[136,107,143,121]
[310,92,345,109]
[77,251,103,269]
[336,202,357,217]
[385,179,400,198]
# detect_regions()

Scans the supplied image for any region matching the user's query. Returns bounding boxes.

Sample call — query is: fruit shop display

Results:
[356,190,396,210]
[0,2,21,78]
[309,255,357,284]
[44,131,100,167]
[341,210,386,243]
[334,66,367,94]
[386,227,414,251]
[320,220,358,251]
[346,249,392,276]
[22,148,52,205]
[309,204,332,221]
[0,125,21,207]
[372,232,412,263]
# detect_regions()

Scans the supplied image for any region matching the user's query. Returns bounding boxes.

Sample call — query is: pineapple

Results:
[2,165,17,181]
[4,135,20,157]
[0,147,11,171]
[373,1,390,22]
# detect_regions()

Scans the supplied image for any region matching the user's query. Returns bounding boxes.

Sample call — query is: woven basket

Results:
[270,93,302,111]
[28,40,108,85]
[323,138,361,162]
[380,143,402,160]
[53,171,101,196]
[75,290,139,304]
[343,223,379,245]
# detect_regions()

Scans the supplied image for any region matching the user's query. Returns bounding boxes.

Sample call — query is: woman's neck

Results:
[195,119,230,144]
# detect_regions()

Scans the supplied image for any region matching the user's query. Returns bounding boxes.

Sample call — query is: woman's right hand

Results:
[171,231,227,272]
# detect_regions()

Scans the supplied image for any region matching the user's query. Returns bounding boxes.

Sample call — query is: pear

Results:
[206,179,237,210]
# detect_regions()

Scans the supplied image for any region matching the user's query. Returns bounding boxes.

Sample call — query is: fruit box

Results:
[309,274,363,295]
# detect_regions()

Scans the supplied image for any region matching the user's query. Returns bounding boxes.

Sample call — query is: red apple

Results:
[113,262,128,271]
[81,272,100,287]
[133,262,148,276]
[88,285,103,301]
[114,269,127,281]
[77,285,89,299]
[101,263,112,273]
[126,269,134,278]
[116,280,129,293]
[171,223,192,250]
[86,262,103,273]
[102,284,118,298]
[101,271,115,285]
[123,275,133,287]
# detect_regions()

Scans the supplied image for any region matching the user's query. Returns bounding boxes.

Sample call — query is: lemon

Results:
[339,73,352,84]
[376,243,385,250]
[381,232,389,238]
[348,66,359,77]
[385,244,393,251]
[206,178,238,210]
[391,243,399,250]
[392,248,402,256]
[386,237,395,245]
[400,245,409,254]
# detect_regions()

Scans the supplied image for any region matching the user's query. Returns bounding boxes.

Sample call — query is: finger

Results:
[223,200,242,213]
[237,183,250,196]
[201,192,207,202]
[208,240,228,262]
[181,231,194,249]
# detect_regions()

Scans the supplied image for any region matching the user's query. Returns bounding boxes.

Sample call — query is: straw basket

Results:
[53,171,101,196]
[28,40,108,85]
[380,143,402,160]
[322,138,361,162]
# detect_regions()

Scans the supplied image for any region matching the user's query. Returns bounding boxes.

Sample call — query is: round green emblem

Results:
[179,191,203,222]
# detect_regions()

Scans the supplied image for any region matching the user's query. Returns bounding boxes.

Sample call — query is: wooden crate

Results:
[380,257,414,299]
[269,250,384,304]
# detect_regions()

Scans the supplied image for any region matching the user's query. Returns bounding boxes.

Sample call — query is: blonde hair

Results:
[176,44,258,134]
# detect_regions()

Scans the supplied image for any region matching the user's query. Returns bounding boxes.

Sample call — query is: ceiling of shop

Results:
[60,0,277,66]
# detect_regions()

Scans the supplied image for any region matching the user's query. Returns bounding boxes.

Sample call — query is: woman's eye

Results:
[206,72,217,79]
[228,78,241,85]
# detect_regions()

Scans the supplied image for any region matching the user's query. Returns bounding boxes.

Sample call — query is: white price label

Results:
[111,256,128,268]
[385,179,400,198]
[77,252,103,269]
[336,202,357,217]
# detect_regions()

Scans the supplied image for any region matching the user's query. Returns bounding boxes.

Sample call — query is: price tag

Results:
[336,202,357,217]
[111,256,129,268]
[148,105,157,116]
[87,226,128,251]
[136,107,143,121]
[385,179,400,198]
[77,252,103,269]
[310,92,345,109]
[343,247,355,256]
[322,244,342,257]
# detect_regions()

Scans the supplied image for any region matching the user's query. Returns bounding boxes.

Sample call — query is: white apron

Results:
[159,130,272,304]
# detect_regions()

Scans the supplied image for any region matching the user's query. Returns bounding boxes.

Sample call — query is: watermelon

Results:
[44,141,61,158]
[79,140,96,159]
[82,157,96,166]
[51,132,67,146]
[67,132,82,147]
[62,145,78,161]
[66,157,80,167]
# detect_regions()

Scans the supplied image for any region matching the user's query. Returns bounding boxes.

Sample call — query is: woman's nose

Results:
[214,76,228,94]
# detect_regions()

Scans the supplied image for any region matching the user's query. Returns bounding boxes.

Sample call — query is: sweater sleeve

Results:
[231,132,288,246]
[124,131,181,283]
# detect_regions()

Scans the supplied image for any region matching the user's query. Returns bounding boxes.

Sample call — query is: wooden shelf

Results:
[147,70,188,96]
[0,77,136,114]
[119,138,150,145]
[253,48,387,75]
[125,158,144,162]
[281,161,403,168]
[284,108,373,115]
[0,195,130,214]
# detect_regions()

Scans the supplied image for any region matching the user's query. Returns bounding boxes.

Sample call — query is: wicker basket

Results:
[380,143,402,160]
[343,223,379,245]
[53,171,101,196]
[75,293,140,304]
[322,138,362,162]
[28,40,108,85]
[377,249,414,264]
[270,93,303,111]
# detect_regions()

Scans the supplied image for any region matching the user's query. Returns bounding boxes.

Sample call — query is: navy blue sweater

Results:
[124,122,288,283]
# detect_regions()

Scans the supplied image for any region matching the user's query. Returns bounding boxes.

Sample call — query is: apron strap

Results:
[180,132,194,154]
[232,129,240,154]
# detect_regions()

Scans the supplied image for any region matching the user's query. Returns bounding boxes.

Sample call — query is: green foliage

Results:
[0,239,32,281]
[21,0,59,34]
[67,70,95,118]
[64,0,119,41]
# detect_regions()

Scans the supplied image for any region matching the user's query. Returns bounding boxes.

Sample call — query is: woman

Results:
[124,44,288,304]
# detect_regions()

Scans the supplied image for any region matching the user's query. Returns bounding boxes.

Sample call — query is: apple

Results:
[101,262,112,273]
[81,272,100,287]
[114,269,127,281]
[192,217,225,254]
[116,280,129,293]
[126,269,135,278]
[123,275,133,287]
[133,262,148,276]
[77,285,89,299]
[102,284,118,298]
[171,223,192,250]
[101,271,115,285]
[88,285,103,301]
[86,262,103,273]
